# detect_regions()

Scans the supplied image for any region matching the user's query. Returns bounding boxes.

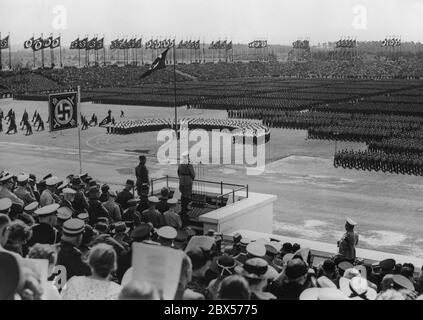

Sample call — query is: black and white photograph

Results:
[1,0,423,306]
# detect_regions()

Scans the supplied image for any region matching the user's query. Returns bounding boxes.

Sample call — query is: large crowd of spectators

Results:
[1,60,423,98]
[1,168,423,300]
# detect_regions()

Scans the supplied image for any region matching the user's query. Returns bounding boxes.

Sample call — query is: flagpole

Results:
[50,33,54,68]
[173,44,178,136]
[77,85,82,174]
[0,32,2,71]
[59,33,62,68]
[41,33,45,68]
[32,34,36,69]
[103,34,106,67]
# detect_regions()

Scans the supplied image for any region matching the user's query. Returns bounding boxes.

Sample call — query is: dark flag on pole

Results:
[49,92,78,132]
[70,38,79,49]
[0,36,9,49]
[140,47,170,79]
[52,36,61,49]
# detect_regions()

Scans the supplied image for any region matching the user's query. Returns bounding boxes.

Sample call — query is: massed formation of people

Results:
[334,149,423,176]
[105,118,271,144]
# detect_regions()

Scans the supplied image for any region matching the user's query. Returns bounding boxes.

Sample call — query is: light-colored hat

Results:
[167,198,178,205]
[108,189,117,197]
[343,268,361,280]
[235,258,277,280]
[239,238,251,246]
[300,288,348,300]
[62,218,85,236]
[0,173,13,183]
[246,242,266,258]
[339,276,377,300]
[17,173,29,183]
[0,198,12,212]
[157,226,177,240]
[57,207,73,220]
[76,212,89,221]
[35,203,60,216]
[24,201,39,213]
[62,188,76,195]
[46,176,61,186]
[346,218,357,226]
[148,196,159,203]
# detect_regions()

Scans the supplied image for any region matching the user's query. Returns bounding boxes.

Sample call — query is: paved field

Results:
[1,99,423,258]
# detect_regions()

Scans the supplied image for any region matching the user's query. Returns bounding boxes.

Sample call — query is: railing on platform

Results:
[150,175,248,209]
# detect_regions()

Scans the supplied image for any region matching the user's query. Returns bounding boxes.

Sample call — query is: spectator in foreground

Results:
[56,218,91,281]
[235,258,277,300]
[61,243,121,300]
[218,275,250,300]
[267,258,314,300]
[118,281,160,300]
[4,219,32,256]
[27,244,61,300]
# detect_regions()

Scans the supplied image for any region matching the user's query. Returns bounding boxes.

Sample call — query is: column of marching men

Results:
[0,107,125,134]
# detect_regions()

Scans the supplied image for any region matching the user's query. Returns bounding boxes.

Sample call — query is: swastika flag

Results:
[49,92,78,132]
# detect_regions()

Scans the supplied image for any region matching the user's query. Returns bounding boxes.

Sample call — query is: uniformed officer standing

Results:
[337,218,359,263]
[60,188,76,214]
[40,176,60,207]
[135,156,149,196]
[56,218,91,282]
[177,152,195,225]
[27,204,61,247]
[14,174,36,207]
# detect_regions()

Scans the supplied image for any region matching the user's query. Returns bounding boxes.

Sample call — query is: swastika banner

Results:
[49,92,78,132]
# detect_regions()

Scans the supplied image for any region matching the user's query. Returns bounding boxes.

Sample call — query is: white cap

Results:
[0,198,12,212]
[46,176,61,186]
[346,218,357,226]
[17,173,29,183]
[35,203,60,216]
[148,196,159,203]
[167,198,178,205]
[62,188,76,195]
[0,173,13,182]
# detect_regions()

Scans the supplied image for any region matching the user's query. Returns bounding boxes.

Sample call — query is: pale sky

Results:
[1,0,423,45]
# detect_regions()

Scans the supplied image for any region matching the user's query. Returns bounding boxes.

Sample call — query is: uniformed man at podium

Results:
[177,152,195,226]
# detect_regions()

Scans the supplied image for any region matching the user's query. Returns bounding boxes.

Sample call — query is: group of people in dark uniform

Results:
[334,149,423,176]
[0,108,45,135]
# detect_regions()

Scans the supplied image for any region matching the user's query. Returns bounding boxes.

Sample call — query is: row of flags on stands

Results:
[335,39,357,49]
[177,40,200,50]
[24,35,61,51]
[70,37,104,50]
[292,40,310,50]
[248,40,268,49]
[209,40,232,50]
[381,38,401,47]
[110,38,143,50]
[145,39,175,50]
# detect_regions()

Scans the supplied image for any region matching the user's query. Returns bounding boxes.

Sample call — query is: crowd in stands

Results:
[1,168,423,300]
[1,60,423,98]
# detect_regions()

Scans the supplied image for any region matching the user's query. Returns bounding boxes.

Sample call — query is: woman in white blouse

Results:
[61,243,121,300]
